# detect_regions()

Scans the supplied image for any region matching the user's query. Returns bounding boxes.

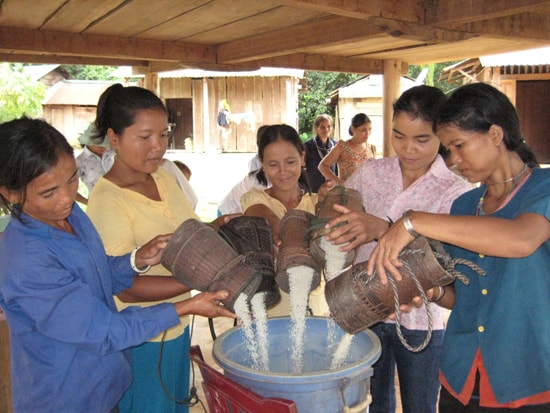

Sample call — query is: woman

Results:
[324,85,472,413]
[0,117,234,413]
[318,113,376,184]
[240,124,328,317]
[86,85,230,413]
[304,114,337,192]
[369,82,550,412]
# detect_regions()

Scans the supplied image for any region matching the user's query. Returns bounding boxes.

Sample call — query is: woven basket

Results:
[326,236,462,334]
[275,209,321,293]
[308,186,363,272]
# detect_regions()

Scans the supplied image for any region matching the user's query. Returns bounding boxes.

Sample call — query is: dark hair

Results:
[0,117,74,220]
[91,84,168,142]
[256,124,311,193]
[173,160,191,178]
[393,85,447,126]
[348,113,371,136]
[436,82,538,167]
[256,124,270,147]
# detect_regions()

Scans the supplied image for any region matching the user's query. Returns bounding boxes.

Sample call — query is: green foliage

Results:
[0,63,46,123]
[64,65,119,80]
[298,71,361,136]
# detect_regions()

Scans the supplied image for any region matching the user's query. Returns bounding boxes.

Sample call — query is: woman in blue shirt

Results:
[0,117,235,413]
[368,83,550,412]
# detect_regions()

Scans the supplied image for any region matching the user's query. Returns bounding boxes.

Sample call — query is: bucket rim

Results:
[212,316,381,382]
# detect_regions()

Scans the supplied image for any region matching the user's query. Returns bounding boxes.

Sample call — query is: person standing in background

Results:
[304,114,337,192]
[217,99,232,152]
[318,113,376,185]
[75,123,115,205]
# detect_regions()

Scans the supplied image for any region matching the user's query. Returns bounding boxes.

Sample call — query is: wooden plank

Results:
[192,78,205,152]
[425,0,550,25]
[274,0,423,23]
[0,27,216,63]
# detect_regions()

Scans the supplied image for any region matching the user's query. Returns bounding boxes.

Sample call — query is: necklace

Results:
[476,163,529,216]
[312,136,334,160]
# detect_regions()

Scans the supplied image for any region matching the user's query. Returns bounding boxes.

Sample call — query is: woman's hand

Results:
[210,213,243,228]
[174,290,237,318]
[366,217,415,283]
[324,204,390,251]
[135,234,172,268]
[317,179,338,203]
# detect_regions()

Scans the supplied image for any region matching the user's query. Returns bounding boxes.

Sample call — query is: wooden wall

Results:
[160,75,300,152]
[42,105,97,146]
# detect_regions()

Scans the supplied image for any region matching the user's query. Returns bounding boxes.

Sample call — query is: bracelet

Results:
[130,246,151,274]
[386,216,394,227]
[430,286,446,303]
[402,210,419,238]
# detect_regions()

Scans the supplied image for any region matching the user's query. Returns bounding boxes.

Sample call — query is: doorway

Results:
[166,98,193,150]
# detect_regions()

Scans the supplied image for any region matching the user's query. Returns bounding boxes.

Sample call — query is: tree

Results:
[63,65,119,80]
[0,63,46,123]
[298,71,361,138]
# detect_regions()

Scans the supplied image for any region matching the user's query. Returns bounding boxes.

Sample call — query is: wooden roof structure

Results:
[1,1,550,75]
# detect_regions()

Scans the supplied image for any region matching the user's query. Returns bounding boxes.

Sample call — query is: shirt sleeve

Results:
[2,254,179,356]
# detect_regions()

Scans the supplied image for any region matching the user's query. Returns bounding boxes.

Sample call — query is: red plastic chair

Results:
[190,345,298,413]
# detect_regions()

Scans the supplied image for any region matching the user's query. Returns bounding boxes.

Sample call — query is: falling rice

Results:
[330,333,354,370]
[233,293,262,370]
[250,292,269,371]
[320,237,350,281]
[288,265,314,373]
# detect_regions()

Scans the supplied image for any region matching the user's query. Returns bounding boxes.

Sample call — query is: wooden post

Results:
[143,72,160,95]
[203,77,210,152]
[382,60,402,157]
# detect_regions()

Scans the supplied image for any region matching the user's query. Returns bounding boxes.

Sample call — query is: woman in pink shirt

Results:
[323,85,472,413]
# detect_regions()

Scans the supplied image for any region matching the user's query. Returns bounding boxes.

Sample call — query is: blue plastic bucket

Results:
[213,316,381,413]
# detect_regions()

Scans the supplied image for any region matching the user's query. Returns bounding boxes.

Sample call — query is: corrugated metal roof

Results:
[43,80,116,105]
[480,46,550,67]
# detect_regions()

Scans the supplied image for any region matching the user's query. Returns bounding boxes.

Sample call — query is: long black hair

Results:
[256,124,312,193]
[0,117,73,220]
[436,83,538,167]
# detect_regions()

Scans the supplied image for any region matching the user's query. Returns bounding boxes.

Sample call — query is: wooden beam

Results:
[425,0,550,25]
[0,26,216,63]
[251,53,400,75]
[466,13,550,41]
[217,16,475,64]
[0,53,148,67]
[139,61,262,74]
[273,0,424,23]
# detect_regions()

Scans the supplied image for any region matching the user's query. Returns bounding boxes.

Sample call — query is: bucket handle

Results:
[340,377,372,413]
